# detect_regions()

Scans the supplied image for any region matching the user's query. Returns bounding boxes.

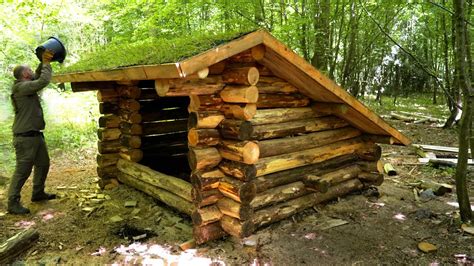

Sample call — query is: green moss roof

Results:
[58,30,257,74]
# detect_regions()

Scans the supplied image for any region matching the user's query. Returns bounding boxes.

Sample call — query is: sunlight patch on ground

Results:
[393,213,406,221]
[91,242,224,265]
[14,220,36,229]
[446,201,474,209]
[38,209,63,222]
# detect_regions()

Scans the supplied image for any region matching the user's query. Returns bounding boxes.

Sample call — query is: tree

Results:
[453,0,473,222]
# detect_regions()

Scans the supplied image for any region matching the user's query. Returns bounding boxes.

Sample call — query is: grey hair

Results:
[13,65,26,80]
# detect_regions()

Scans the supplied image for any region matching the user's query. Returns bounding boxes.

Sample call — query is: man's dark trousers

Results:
[8,133,50,203]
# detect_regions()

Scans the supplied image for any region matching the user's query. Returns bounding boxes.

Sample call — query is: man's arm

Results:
[14,64,52,96]
[33,63,43,80]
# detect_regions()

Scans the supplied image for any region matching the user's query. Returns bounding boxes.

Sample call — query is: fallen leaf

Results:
[461,224,474,235]
[418,242,437,253]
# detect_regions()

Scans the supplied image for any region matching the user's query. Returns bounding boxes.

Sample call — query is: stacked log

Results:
[116,159,194,215]
[117,84,143,163]
[96,87,122,184]
[187,81,226,244]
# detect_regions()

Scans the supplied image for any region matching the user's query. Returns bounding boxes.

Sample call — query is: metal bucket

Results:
[35,37,67,63]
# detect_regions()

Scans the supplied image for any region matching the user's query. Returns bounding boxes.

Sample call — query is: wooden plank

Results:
[418,158,474,165]
[414,144,459,153]
[261,32,411,145]
[52,64,182,83]
[178,30,265,77]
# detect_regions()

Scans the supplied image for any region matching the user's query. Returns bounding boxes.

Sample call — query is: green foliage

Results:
[59,30,255,73]
[363,93,449,119]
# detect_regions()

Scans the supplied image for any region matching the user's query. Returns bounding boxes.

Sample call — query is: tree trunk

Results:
[453,0,473,222]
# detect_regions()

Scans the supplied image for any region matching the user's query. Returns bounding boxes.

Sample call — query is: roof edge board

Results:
[178,30,266,77]
[261,32,411,146]
[52,63,182,83]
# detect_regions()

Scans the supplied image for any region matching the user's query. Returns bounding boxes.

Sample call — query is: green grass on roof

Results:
[58,30,257,74]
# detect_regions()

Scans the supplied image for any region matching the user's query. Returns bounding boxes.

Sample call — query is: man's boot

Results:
[31,164,55,202]
[31,192,56,202]
[7,198,30,215]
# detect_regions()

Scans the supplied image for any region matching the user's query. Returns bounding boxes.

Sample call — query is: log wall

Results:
[91,47,385,244]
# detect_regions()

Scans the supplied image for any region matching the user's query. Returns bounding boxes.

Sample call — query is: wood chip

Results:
[179,239,196,251]
[109,215,124,223]
[124,201,137,208]
[131,209,141,216]
[418,242,437,253]
[81,207,95,212]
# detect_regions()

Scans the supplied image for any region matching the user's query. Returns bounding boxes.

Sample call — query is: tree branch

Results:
[428,1,473,26]
[359,0,462,110]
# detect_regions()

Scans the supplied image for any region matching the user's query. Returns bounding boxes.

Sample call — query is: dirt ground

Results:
[0,120,473,265]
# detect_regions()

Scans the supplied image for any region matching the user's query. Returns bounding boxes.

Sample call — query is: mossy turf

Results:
[59,30,256,74]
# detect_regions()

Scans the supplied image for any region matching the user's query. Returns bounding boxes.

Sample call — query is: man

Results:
[8,50,56,215]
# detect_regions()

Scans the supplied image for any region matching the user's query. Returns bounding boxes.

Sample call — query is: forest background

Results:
[0,0,472,216]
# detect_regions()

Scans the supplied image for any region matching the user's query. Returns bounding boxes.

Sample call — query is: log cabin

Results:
[53,29,411,244]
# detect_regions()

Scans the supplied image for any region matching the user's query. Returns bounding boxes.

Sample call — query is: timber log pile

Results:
[91,47,385,244]
[187,47,384,242]
[96,83,144,186]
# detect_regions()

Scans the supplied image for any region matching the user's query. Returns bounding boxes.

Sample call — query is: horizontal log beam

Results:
[258,127,361,158]
[255,138,366,176]
[218,176,256,203]
[218,140,260,164]
[193,222,227,245]
[117,172,194,216]
[218,159,257,181]
[220,215,254,238]
[192,188,223,208]
[191,205,223,226]
[188,147,222,171]
[220,103,257,121]
[252,179,363,229]
[253,154,359,193]
[190,169,225,191]
[117,159,192,201]
[250,107,317,125]
[257,94,310,108]
[188,111,225,129]
[220,85,258,103]
[217,197,253,221]
[250,181,308,210]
